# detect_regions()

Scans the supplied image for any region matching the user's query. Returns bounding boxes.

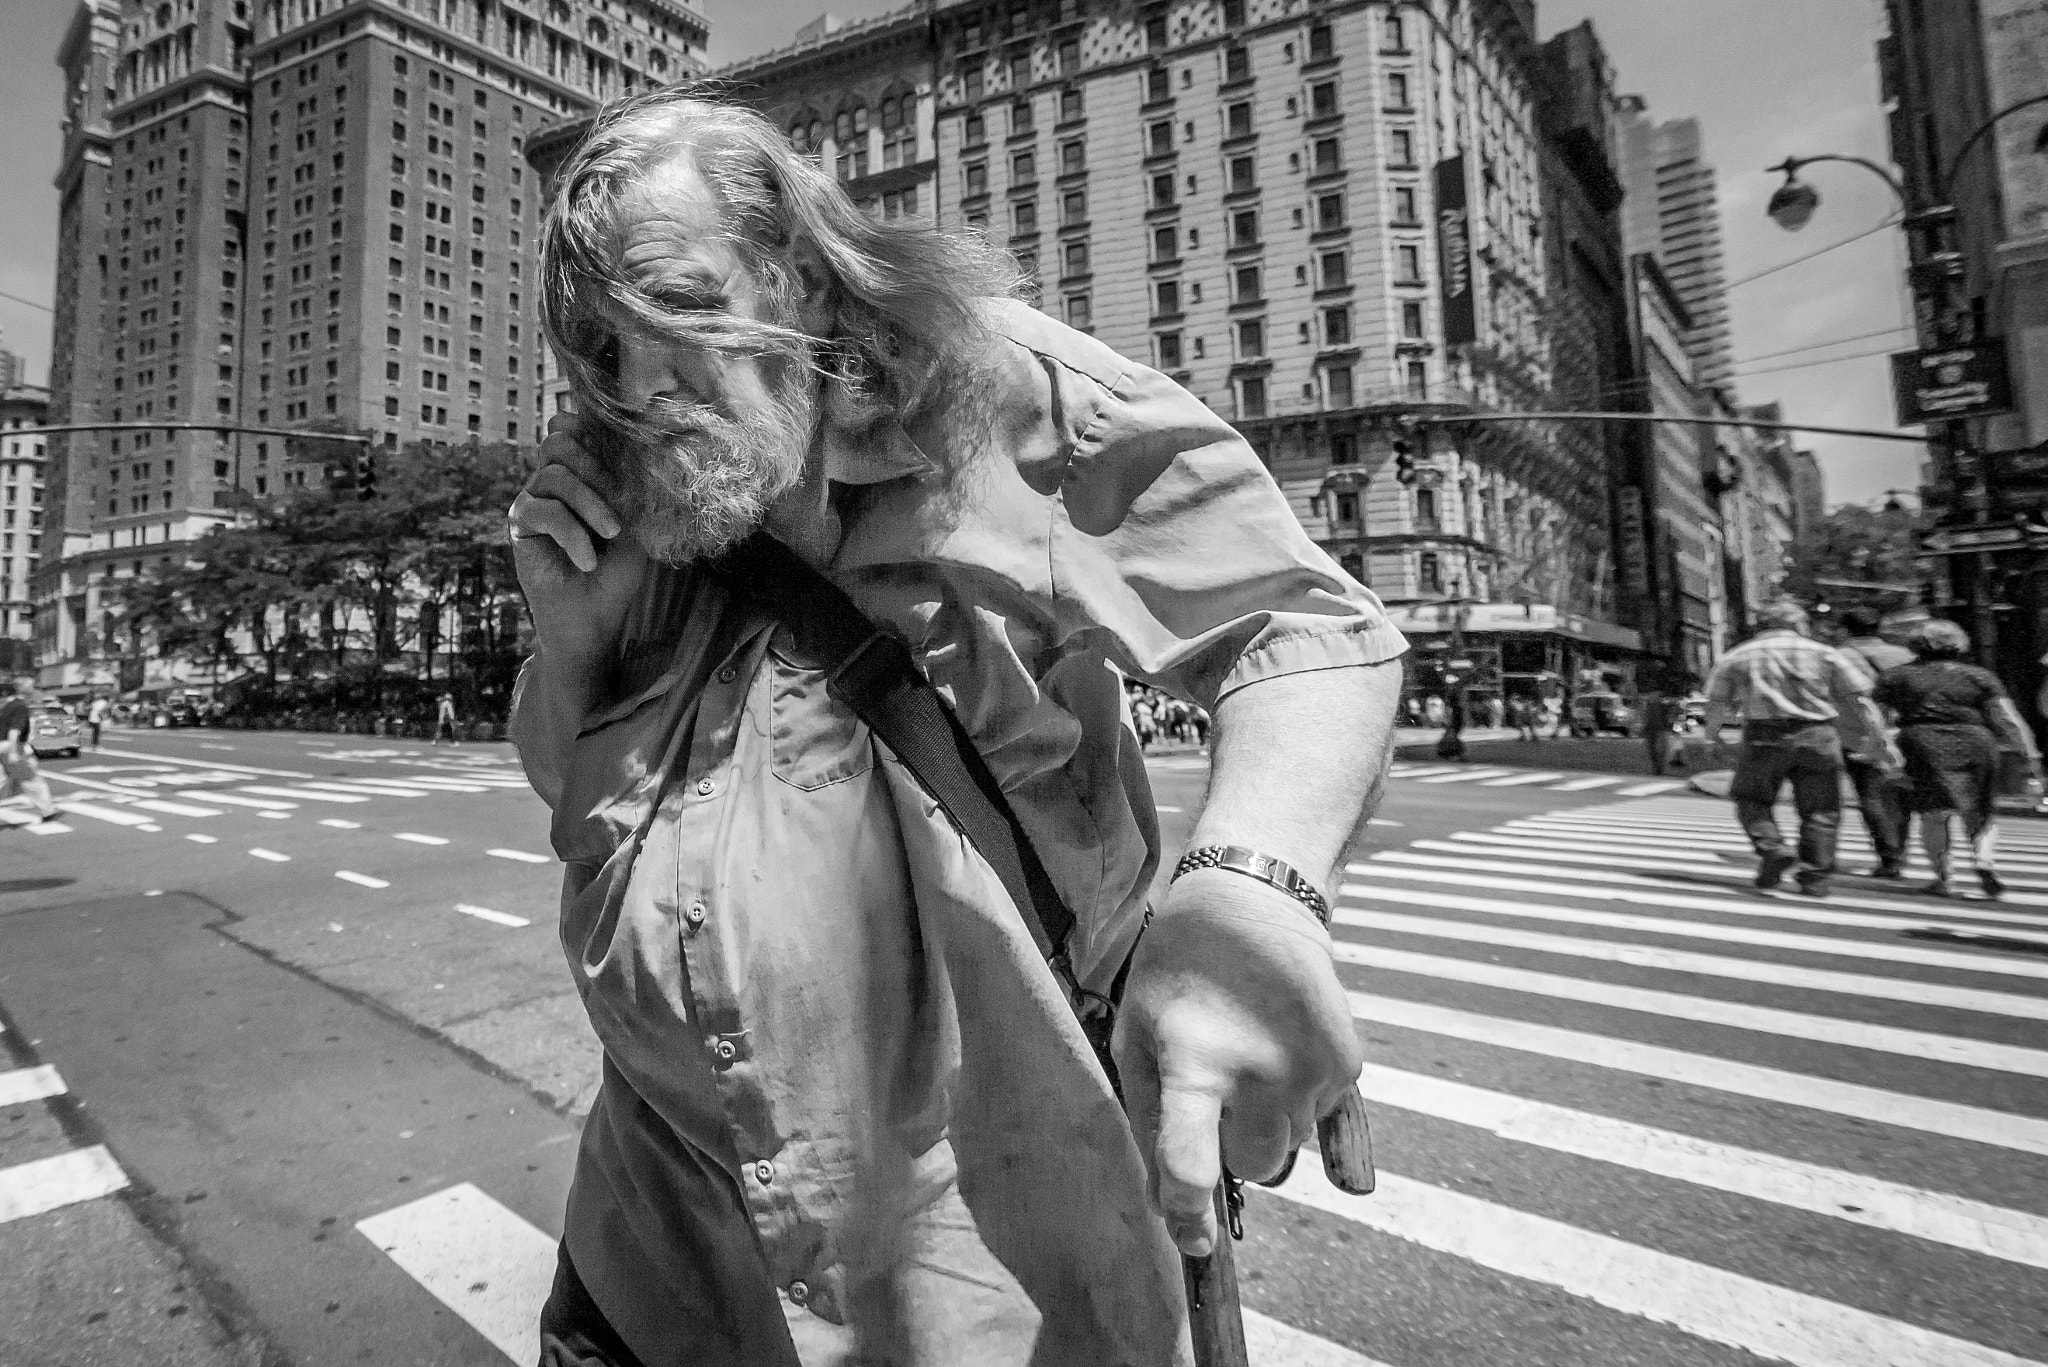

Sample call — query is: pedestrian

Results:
[508,89,1406,1367]
[433,691,460,745]
[1132,691,1157,751]
[1833,607,1913,877]
[1640,690,1672,776]
[0,677,59,824]
[86,693,109,750]
[1700,601,1896,898]
[1873,619,2041,899]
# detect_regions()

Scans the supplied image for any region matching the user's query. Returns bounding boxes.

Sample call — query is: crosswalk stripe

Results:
[0,1146,130,1223]
[356,1183,556,1362]
[1347,864,2048,982]
[1414,768,1516,784]
[237,785,371,804]
[336,871,390,889]
[1243,1311,1393,1366]
[1477,771,1567,786]
[1442,833,1731,865]
[486,848,550,864]
[185,790,295,809]
[130,798,223,817]
[56,801,154,827]
[1269,1164,2044,1367]
[1352,992,2048,1155]
[1548,775,1623,791]
[454,904,531,928]
[1343,940,2048,1074]
[1387,765,1464,779]
[1357,1063,2048,1269]
[298,781,435,798]
[0,1065,67,1106]
[1616,780,1687,796]
[1504,820,2048,880]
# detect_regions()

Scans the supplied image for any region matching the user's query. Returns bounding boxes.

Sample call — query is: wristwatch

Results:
[1171,844,1331,928]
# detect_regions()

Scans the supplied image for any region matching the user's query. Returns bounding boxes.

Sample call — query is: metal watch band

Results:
[1170,844,1331,927]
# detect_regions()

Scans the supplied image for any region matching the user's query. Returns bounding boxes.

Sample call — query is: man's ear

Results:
[788,236,835,338]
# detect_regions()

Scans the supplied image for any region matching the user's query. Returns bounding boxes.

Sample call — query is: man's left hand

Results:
[1112,868,1360,1258]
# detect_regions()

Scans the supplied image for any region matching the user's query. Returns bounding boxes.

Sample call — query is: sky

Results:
[0,0,1917,507]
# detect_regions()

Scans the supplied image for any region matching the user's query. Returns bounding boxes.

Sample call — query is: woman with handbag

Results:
[1873,620,2042,898]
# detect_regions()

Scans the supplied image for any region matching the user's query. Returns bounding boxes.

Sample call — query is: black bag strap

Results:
[715,533,1113,1021]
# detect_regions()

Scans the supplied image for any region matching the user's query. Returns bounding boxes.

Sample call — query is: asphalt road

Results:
[3,726,2045,1367]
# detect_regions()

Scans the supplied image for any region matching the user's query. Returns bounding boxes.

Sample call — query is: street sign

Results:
[1918,520,2048,555]
[1990,444,2048,516]
[1891,339,2014,424]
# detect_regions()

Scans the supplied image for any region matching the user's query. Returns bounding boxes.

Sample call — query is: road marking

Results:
[1442,833,1731,865]
[1616,780,1688,796]
[455,903,531,928]
[0,1146,130,1224]
[1242,1311,1393,1367]
[185,833,219,844]
[1270,1165,2044,1367]
[237,785,371,804]
[199,743,236,750]
[1353,993,2048,1156]
[1344,940,2048,1074]
[55,801,155,828]
[486,848,550,864]
[321,818,362,829]
[136,823,163,832]
[248,848,290,863]
[257,811,290,819]
[1347,864,2048,982]
[358,777,492,793]
[1359,1062,2048,1269]
[97,747,315,779]
[395,832,450,845]
[298,781,434,798]
[186,791,296,810]
[1386,765,1464,779]
[1547,775,1624,791]
[0,1065,67,1106]
[131,798,223,818]
[1414,768,1517,784]
[355,1183,558,1363]
[1476,771,1568,786]
[25,821,72,835]
[335,871,391,888]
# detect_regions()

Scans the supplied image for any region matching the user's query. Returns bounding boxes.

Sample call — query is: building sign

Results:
[1890,339,2014,423]
[1616,485,1651,597]
[1434,156,1476,346]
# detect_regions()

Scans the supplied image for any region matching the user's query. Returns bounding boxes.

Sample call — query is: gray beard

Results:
[619,371,818,565]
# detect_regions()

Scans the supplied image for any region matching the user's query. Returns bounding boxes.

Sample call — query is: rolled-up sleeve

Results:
[1047,357,1406,710]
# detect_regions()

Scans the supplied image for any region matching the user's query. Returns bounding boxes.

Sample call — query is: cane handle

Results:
[1317,1083,1376,1195]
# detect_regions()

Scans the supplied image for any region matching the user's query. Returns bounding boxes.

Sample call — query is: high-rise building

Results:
[1615,98,1734,398]
[36,0,709,691]
[2,385,51,650]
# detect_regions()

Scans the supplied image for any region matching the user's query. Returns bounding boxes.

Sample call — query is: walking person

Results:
[1700,601,1895,898]
[1,678,59,824]
[433,691,460,746]
[1873,620,2041,898]
[86,693,109,750]
[1833,608,1913,877]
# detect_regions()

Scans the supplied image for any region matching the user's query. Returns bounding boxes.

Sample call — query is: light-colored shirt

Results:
[512,299,1406,1366]
[1703,629,1882,749]
[1838,635,1914,687]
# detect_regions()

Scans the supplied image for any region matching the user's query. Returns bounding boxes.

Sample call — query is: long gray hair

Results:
[539,86,1023,446]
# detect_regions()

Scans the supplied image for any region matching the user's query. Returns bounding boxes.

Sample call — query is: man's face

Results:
[593,156,820,563]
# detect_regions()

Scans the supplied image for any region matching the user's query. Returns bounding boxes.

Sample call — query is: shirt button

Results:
[717,665,737,683]
[713,1038,738,1063]
[684,901,706,927]
[787,1280,809,1307]
[695,777,716,797]
[754,1160,774,1185]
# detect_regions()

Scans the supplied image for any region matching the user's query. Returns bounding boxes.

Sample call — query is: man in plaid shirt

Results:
[1701,601,1898,897]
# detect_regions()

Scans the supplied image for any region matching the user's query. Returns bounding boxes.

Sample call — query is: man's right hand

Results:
[509,413,649,668]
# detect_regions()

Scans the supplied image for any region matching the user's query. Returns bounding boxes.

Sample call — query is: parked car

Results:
[29,704,83,758]
[1568,690,1639,738]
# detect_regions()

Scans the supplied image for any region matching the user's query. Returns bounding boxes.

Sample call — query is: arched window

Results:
[881,90,916,169]
[835,106,870,180]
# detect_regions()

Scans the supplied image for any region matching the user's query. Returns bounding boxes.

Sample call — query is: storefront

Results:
[1386,602,1647,725]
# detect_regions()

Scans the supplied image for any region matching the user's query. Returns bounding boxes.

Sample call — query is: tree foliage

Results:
[116,439,535,717]
[1784,503,1928,603]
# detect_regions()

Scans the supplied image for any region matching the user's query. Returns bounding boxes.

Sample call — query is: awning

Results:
[1386,602,1643,652]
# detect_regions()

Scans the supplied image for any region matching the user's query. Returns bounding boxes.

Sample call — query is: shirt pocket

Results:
[767,634,875,791]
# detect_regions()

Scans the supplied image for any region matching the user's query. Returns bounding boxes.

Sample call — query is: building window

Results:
[1229,155,1256,192]
[1059,140,1085,174]
[1312,138,1341,175]
[1320,251,1349,288]
[1401,300,1425,338]
[1419,550,1442,593]
[1011,149,1035,181]
[1222,0,1245,27]
[1325,365,1353,407]
[1150,172,1176,208]
[1383,13,1406,50]
[1061,189,1087,224]
[1057,40,1080,76]
[1317,193,1346,231]
[1231,208,1259,246]
[963,65,984,100]
[1013,198,1038,234]
[1234,264,1261,302]
[1392,184,1418,224]
[1308,21,1334,61]
[1395,243,1422,283]
[1239,375,1267,418]
[965,161,989,196]
[1145,12,1168,49]
[1012,100,1034,135]
[1390,128,1417,167]
[1324,306,1351,344]
[1010,54,1032,90]
[1236,317,1264,358]
[1331,432,1358,464]
[965,111,987,146]
[1386,72,1410,109]
[1155,278,1181,315]
[1405,360,1428,398]
[1156,331,1183,368]
[1062,240,1090,277]
[1415,488,1440,532]
[1310,82,1339,121]
[1065,291,1092,329]
[1223,45,1250,84]
[1226,101,1253,139]
[1148,120,1174,156]
[1144,66,1172,104]
[1152,224,1178,261]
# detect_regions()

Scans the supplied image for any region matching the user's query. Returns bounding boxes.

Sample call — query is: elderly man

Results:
[508,90,1403,1367]
[1702,601,1895,898]
[1833,607,1914,877]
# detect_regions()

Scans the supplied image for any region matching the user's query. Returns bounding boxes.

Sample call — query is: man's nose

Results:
[615,334,677,411]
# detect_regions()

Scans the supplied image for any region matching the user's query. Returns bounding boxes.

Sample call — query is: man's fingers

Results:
[1220,1104,1302,1186]
[1153,1084,1225,1258]
[511,497,599,573]
[527,462,624,541]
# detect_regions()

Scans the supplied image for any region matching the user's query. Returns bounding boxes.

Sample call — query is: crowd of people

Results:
[1126,683,1212,751]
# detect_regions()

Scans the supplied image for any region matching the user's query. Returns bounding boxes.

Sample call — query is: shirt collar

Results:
[821,415,937,487]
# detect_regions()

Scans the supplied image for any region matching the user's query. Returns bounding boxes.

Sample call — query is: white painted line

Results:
[248,848,291,863]
[299,781,434,798]
[1414,768,1516,785]
[237,786,370,804]
[1360,1062,2048,1270]
[1353,993,2048,1156]
[97,747,315,778]
[0,1146,130,1224]
[359,778,491,794]
[336,871,390,889]
[185,833,219,844]
[355,1183,558,1363]
[257,811,291,820]
[136,824,163,832]
[1476,771,1568,786]
[395,832,450,846]
[0,1065,67,1107]
[1443,834,1731,866]
[199,743,236,750]
[1243,1310,1394,1367]
[1270,1164,2043,1367]
[486,848,550,864]
[131,798,223,818]
[0,807,33,826]
[185,791,296,810]
[1386,765,1464,779]
[1547,775,1624,791]
[1346,864,2048,982]
[1616,780,1687,796]
[455,903,531,928]
[25,822,72,835]
[1344,940,2048,1075]
[320,819,362,829]
[55,801,154,828]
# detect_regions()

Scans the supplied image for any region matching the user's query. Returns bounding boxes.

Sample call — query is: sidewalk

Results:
[1393,730,1661,776]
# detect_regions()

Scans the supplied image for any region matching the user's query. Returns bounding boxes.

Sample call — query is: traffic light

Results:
[1393,436,1419,485]
[355,452,378,502]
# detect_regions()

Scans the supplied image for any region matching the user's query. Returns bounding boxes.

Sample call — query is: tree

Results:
[1784,503,1927,605]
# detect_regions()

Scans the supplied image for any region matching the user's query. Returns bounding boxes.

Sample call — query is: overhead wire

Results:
[1724,214,1905,291]
[1729,324,1913,367]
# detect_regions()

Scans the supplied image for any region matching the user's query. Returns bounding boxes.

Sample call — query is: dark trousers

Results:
[1845,757,1908,868]
[538,1247,650,1367]
[1730,720,1844,880]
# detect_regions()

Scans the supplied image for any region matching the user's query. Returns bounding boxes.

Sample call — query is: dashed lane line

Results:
[1414,768,1517,785]
[1547,775,1625,791]
[248,848,290,863]
[0,1065,67,1107]
[1616,780,1688,796]
[395,833,450,845]
[455,904,531,928]
[186,791,296,810]
[320,819,362,829]
[336,871,391,889]
[185,833,219,844]
[0,1146,130,1224]
[1475,771,1569,786]
[130,798,223,818]
[486,848,550,864]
